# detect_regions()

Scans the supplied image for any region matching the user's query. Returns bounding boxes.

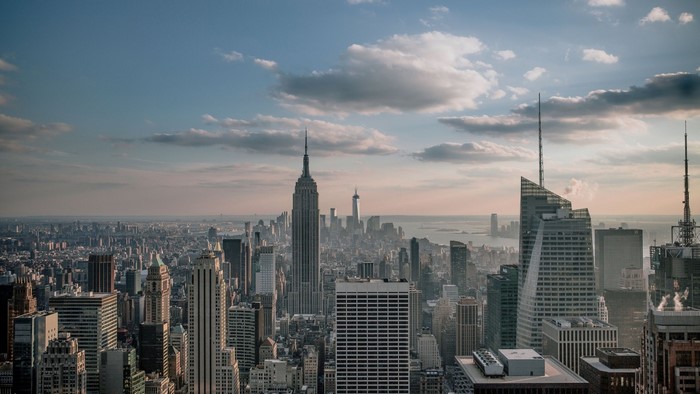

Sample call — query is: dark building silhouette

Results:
[450,241,469,295]
[485,264,518,350]
[87,254,114,293]
[410,237,420,287]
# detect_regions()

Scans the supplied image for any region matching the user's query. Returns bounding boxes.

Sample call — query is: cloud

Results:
[0,114,72,152]
[347,0,380,4]
[254,58,278,70]
[490,89,506,100]
[523,67,546,81]
[412,141,536,163]
[562,178,599,200]
[679,12,694,25]
[507,86,529,100]
[275,31,498,115]
[438,72,700,142]
[494,50,516,60]
[588,0,624,6]
[594,141,700,166]
[215,49,244,63]
[0,59,17,72]
[146,114,398,156]
[640,7,671,24]
[582,48,619,64]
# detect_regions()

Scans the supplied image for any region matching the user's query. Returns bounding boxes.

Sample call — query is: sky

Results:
[0,0,699,217]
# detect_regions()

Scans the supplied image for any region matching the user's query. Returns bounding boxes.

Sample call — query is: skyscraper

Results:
[410,237,420,286]
[227,304,260,386]
[140,253,171,376]
[188,251,239,394]
[516,177,598,352]
[12,311,58,394]
[7,279,37,361]
[455,297,480,357]
[335,278,410,393]
[450,241,469,295]
[595,228,643,292]
[485,264,518,350]
[352,188,360,232]
[288,132,322,316]
[87,254,115,293]
[99,348,145,394]
[38,333,87,394]
[49,290,118,394]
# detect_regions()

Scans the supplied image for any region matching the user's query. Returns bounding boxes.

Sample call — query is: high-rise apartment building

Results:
[87,254,115,293]
[516,177,598,352]
[450,241,469,295]
[12,311,58,394]
[335,278,410,393]
[288,133,322,316]
[595,228,643,292]
[38,333,87,394]
[49,290,117,394]
[455,297,480,357]
[188,251,239,394]
[485,264,518,350]
[541,317,618,374]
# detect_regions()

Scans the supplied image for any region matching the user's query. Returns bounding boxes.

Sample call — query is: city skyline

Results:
[1,1,699,217]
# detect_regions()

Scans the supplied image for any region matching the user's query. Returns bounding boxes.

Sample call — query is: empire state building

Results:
[288,131,322,316]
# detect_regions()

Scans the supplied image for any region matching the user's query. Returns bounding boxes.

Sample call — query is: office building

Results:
[144,253,170,324]
[139,323,168,376]
[38,333,87,394]
[485,264,518,351]
[541,317,618,374]
[490,213,498,237]
[595,228,643,292]
[288,133,322,316]
[579,348,639,394]
[169,324,187,391]
[302,345,318,393]
[452,348,588,394]
[516,177,598,352]
[450,241,469,295]
[456,297,480,357]
[227,304,259,385]
[639,308,700,393]
[140,253,170,376]
[99,348,145,394]
[409,284,422,351]
[144,375,171,394]
[188,251,239,394]
[410,238,420,286]
[125,269,141,297]
[246,359,302,394]
[335,278,410,393]
[49,290,117,394]
[87,254,115,293]
[12,311,58,394]
[7,280,37,361]
[417,333,442,369]
[254,246,276,295]
[602,289,646,351]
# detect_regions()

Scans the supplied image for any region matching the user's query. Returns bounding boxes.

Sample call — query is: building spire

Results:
[538,93,544,188]
[302,128,310,177]
[679,121,696,246]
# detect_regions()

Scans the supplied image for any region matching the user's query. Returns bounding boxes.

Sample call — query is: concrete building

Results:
[579,348,639,394]
[595,228,643,292]
[452,348,588,394]
[517,177,598,352]
[254,246,276,295]
[541,317,618,374]
[485,264,518,351]
[99,348,145,394]
[169,324,187,392]
[226,304,259,385]
[12,311,58,394]
[302,345,318,393]
[417,333,442,370]
[38,333,87,394]
[456,297,480,357]
[335,278,410,394]
[246,359,301,394]
[49,290,117,394]
[288,133,322,316]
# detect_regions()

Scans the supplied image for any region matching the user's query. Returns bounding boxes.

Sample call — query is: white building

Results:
[541,317,618,374]
[227,304,257,384]
[246,359,301,394]
[38,333,87,394]
[455,297,480,357]
[302,345,318,393]
[417,334,442,369]
[335,278,410,394]
[254,246,276,295]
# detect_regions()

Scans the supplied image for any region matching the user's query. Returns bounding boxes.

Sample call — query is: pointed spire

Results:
[538,93,544,188]
[151,252,164,267]
[679,121,696,246]
[302,128,311,177]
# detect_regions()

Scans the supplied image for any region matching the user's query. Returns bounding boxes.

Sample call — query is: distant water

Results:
[383,214,682,256]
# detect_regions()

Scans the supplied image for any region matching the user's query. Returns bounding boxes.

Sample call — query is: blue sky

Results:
[1,0,699,216]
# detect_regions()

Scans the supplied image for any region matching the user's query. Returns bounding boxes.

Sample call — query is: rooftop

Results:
[456,355,587,386]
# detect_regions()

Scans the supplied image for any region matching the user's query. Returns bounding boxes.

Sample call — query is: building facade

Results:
[87,254,115,293]
[485,264,518,351]
[541,317,618,374]
[38,333,87,394]
[595,228,643,292]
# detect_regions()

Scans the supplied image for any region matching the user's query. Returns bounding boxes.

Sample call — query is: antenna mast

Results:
[538,93,544,187]
[680,121,696,246]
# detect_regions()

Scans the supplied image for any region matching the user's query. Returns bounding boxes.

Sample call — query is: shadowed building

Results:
[87,254,114,293]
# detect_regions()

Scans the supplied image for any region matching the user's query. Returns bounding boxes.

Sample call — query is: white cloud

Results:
[0,59,17,72]
[254,58,278,70]
[582,48,619,64]
[215,49,244,63]
[640,7,671,24]
[494,50,516,60]
[347,0,380,4]
[413,141,536,163]
[523,67,546,81]
[679,12,694,25]
[588,0,624,6]
[276,31,498,115]
[429,6,449,16]
[490,89,506,100]
[507,86,529,100]
[0,113,72,152]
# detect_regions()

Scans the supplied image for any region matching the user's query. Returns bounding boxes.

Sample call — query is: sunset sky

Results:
[1,1,699,217]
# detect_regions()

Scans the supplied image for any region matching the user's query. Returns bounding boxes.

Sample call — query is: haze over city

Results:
[1,1,699,216]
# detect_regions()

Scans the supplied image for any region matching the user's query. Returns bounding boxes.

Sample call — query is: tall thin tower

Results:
[679,121,696,246]
[288,129,322,315]
[352,187,360,229]
[140,253,171,376]
[538,93,544,187]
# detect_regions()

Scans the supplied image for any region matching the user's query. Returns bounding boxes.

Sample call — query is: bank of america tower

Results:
[288,131,322,315]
